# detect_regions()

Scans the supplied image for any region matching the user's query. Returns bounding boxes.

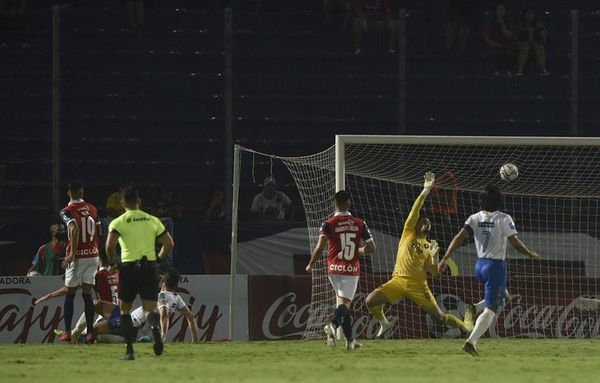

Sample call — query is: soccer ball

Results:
[500,163,519,181]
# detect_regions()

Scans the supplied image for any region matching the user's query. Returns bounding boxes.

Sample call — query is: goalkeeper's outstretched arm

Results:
[404,172,435,229]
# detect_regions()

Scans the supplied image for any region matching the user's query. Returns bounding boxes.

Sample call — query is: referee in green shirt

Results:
[106,186,174,360]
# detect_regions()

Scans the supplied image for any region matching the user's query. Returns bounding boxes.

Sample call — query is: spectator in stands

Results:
[123,0,144,31]
[27,221,66,276]
[106,189,125,219]
[446,0,472,54]
[515,7,549,76]
[0,0,30,48]
[205,187,226,223]
[251,177,293,221]
[351,0,401,55]
[152,190,183,218]
[484,3,513,76]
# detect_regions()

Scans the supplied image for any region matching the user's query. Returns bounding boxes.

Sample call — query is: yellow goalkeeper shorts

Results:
[375,276,439,313]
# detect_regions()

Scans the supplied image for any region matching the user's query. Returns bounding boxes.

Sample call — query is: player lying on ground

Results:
[35,252,118,306]
[62,271,199,344]
[439,183,540,356]
[365,172,472,338]
[35,252,120,342]
[306,190,376,351]
[53,299,124,343]
[158,268,199,343]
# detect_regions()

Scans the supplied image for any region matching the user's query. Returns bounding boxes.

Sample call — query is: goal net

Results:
[240,136,600,339]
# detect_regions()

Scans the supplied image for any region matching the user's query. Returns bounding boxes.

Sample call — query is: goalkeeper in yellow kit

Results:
[365,172,473,338]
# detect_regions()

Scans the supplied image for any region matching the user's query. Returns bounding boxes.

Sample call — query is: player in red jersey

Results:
[95,252,120,304]
[67,252,120,341]
[306,190,376,350]
[58,181,101,343]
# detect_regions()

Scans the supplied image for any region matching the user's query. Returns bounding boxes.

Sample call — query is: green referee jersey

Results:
[108,209,166,263]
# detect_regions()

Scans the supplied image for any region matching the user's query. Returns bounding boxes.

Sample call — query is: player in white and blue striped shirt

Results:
[439,184,540,356]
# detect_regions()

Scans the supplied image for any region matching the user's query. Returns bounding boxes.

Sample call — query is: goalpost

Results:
[230,135,600,340]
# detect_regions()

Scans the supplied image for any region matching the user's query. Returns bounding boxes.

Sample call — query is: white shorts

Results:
[65,257,99,287]
[328,274,359,301]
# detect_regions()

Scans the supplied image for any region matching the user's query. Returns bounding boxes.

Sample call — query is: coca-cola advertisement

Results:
[248,275,600,340]
[0,275,249,343]
[248,275,312,340]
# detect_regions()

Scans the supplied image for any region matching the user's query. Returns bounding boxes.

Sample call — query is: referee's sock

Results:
[147,311,160,329]
[63,293,75,333]
[82,293,95,334]
[120,314,134,354]
[147,312,163,356]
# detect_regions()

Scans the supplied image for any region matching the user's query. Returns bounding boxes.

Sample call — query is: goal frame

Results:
[335,135,600,191]
[229,135,600,340]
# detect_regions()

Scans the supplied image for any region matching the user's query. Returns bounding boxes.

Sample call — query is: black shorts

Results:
[118,259,159,302]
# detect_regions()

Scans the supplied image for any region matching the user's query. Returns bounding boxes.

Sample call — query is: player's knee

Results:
[365,292,378,307]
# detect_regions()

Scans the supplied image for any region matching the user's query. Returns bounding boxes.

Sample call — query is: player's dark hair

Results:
[50,218,63,228]
[68,181,84,193]
[481,184,503,211]
[164,268,180,290]
[333,190,351,206]
[120,185,139,205]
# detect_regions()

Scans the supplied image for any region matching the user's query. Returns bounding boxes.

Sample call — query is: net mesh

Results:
[243,138,600,339]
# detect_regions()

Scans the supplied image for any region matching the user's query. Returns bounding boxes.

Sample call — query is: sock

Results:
[467,308,495,346]
[73,312,86,335]
[147,312,160,329]
[63,294,75,333]
[369,304,389,325]
[473,300,486,315]
[444,313,471,333]
[120,314,134,354]
[82,293,95,334]
[331,304,348,329]
[341,312,354,342]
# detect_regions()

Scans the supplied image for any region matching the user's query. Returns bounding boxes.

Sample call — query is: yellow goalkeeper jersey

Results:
[392,193,436,283]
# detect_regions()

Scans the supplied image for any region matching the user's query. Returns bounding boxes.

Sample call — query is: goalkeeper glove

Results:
[421,171,435,195]
[429,240,440,259]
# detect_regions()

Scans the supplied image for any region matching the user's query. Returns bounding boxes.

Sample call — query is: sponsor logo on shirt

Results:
[478,221,495,228]
[126,217,151,223]
[329,264,358,273]
[335,225,359,233]
[411,243,424,254]
[75,248,99,256]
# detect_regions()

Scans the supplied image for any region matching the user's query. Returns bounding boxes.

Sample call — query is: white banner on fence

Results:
[0,275,248,343]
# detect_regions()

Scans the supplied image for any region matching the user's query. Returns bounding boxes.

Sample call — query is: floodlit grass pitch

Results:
[0,339,597,382]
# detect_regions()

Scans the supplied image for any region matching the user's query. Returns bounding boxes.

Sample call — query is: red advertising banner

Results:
[248,275,600,340]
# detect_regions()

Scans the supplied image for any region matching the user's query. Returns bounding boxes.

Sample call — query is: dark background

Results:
[1,0,598,274]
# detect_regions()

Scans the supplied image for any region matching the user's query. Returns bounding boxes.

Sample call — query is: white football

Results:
[500,163,519,181]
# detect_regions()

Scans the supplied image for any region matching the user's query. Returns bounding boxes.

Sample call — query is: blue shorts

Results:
[474,258,507,308]
[107,306,121,335]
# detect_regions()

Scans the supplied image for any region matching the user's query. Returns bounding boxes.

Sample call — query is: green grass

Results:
[0,339,597,382]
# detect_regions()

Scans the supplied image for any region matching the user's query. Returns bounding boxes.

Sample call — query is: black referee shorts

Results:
[119,259,159,303]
